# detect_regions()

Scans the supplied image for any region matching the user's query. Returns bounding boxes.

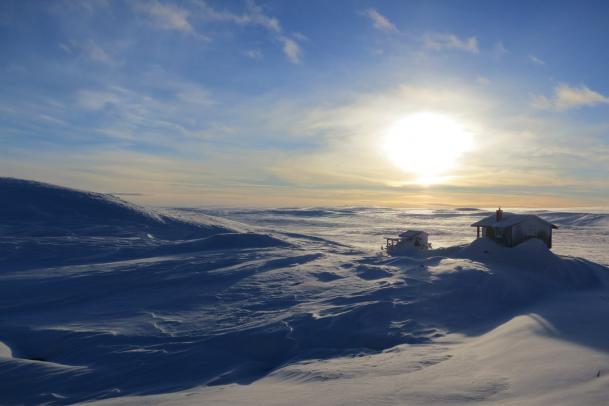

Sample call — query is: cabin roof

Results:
[470,212,558,229]
[399,230,427,238]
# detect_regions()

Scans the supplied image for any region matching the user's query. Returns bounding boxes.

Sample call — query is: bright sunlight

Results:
[382,112,474,185]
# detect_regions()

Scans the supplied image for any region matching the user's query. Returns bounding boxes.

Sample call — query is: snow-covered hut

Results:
[384,230,430,255]
[471,208,558,249]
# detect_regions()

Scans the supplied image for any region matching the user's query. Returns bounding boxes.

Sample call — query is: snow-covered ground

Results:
[1,178,609,405]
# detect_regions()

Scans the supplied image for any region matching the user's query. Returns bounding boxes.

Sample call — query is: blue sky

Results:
[2,0,609,207]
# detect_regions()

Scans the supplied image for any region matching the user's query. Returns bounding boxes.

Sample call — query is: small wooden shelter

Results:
[471,208,558,248]
[384,230,430,255]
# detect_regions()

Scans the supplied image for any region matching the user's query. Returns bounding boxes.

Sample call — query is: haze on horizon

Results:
[2,0,609,208]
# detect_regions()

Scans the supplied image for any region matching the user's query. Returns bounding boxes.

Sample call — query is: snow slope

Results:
[87,292,609,406]
[1,180,609,405]
[0,178,230,238]
[0,178,287,271]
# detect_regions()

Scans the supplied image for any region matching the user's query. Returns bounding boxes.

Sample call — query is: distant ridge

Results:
[0,177,230,238]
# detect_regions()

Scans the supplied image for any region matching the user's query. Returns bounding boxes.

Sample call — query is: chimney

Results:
[496,207,503,222]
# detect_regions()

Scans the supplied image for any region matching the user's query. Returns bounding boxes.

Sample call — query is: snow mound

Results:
[453,238,603,288]
[133,233,290,257]
[541,212,609,228]
[258,208,359,217]
[0,179,293,270]
[0,178,230,239]
[0,341,12,358]
[187,232,290,250]
[458,238,560,266]
[1,202,609,405]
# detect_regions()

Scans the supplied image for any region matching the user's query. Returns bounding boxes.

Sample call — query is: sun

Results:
[382,112,474,185]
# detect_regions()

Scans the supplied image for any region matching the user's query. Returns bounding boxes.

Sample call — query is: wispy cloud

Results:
[244,49,262,59]
[59,39,117,65]
[49,0,111,16]
[423,33,479,54]
[494,41,508,56]
[278,36,302,63]
[134,1,197,35]
[76,89,122,111]
[532,83,609,111]
[529,54,546,66]
[220,1,303,64]
[477,76,491,85]
[193,0,303,63]
[69,73,216,145]
[292,32,308,42]
[361,8,398,33]
[195,0,280,31]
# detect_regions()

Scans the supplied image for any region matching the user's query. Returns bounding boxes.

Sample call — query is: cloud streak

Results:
[135,1,197,34]
[278,36,302,63]
[532,83,609,111]
[361,8,398,33]
[529,54,545,66]
[59,39,118,65]
[197,0,305,63]
[494,41,508,56]
[211,1,303,64]
[423,33,479,54]
[136,0,305,63]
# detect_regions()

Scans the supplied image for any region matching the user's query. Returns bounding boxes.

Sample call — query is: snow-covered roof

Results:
[471,212,558,229]
[399,230,427,238]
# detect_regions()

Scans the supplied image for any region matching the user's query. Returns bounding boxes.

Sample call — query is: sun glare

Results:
[382,112,474,185]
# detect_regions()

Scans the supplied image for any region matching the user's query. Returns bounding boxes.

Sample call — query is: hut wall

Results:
[416,233,428,248]
[511,218,552,248]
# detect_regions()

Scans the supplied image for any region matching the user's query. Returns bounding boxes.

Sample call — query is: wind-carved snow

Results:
[1,179,609,405]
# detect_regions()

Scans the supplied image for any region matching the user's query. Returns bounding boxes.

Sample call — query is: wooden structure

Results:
[384,230,430,255]
[471,208,558,249]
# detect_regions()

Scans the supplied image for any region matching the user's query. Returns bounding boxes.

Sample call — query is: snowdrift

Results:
[1,195,609,405]
[458,238,603,287]
[2,232,607,405]
[0,178,229,239]
[0,179,288,271]
[540,211,609,228]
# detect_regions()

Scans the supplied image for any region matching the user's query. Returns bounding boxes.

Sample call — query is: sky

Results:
[2,0,609,207]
